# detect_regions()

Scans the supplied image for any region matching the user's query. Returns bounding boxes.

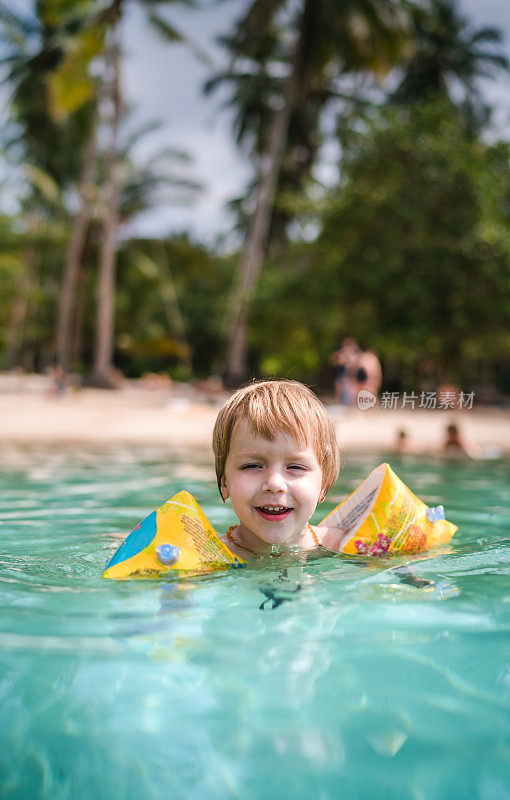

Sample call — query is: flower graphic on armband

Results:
[368,533,391,556]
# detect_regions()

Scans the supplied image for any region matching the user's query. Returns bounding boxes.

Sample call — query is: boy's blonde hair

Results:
[212,379,340,497]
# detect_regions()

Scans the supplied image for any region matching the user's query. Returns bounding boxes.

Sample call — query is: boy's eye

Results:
[288,464,307,471]
[241,463,261,470]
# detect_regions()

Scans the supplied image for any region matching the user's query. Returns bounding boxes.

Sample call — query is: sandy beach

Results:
[1,372,508,458]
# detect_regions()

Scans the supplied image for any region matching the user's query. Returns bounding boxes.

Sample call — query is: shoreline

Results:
[3,374,509,457]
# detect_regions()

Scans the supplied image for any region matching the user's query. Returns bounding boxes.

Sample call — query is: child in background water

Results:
[212,380,349,559]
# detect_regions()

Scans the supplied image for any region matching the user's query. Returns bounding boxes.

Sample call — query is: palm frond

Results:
[467,26,505,46]
[0,3,40,37]
[147,11,213,66]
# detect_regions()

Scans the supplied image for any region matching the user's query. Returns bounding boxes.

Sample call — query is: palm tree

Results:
[392,0,509,122]
[75,0,203,387]
[214,0,411,386]
[1,1,204,377]
[4,214,37,370]
[56,103,98,373]
[206,45,327,250]
[0,2,96,183]
[0,1,96,369]
[2,0,205,383]
[88,23,121,386]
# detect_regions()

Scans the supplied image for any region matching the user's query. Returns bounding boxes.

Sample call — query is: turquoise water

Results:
[1,447,509,800]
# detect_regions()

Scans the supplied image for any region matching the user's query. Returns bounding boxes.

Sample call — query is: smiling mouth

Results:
[256,506,293,520]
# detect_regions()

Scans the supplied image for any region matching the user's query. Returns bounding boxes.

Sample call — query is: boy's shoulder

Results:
[313,523,350,553]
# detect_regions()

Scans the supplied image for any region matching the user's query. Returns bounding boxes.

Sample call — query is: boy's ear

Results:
[220,475,229,501]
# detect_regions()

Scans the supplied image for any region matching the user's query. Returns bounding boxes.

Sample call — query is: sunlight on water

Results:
[1,447,509,799]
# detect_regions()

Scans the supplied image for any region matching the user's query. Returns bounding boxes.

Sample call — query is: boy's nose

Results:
[262,470,286,493]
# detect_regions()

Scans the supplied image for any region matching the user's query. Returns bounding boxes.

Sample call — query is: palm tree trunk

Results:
[56,107,97,373]
[71,254,88,368]
[89,29,121,388]
[5,269,31,370]
[222,2,309,387]
[222,75,297,386]
[5,211,38,370]
[156,242,192,371]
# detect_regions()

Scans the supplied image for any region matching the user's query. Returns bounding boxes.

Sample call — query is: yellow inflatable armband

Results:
[321,462,457,556]
[103,464,457,577]
[103,490,245,579]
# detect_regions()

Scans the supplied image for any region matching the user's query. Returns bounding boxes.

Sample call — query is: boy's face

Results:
[220,419,323,551]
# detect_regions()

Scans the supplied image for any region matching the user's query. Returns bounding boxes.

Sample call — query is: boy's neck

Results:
[227,522,317,556]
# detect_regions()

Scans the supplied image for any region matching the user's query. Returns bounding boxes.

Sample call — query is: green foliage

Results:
[0,0,205,379]
[0,1,97,186]
[0,1,509,391]
[47,26,104,118]
[315,102,510,380]
[392,0,509,129]
[208,0,412,246]
[0,213,69,369]
[248,246,338,382]
[115,237,234,378]
[242,102,510,388]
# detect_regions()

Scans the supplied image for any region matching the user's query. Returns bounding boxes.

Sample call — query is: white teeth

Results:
[262,506,288,512]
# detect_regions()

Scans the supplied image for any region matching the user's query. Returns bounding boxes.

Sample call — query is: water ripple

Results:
[1,447,509,799]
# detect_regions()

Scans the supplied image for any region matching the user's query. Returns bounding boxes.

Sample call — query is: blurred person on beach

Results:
[330,337,361,406]
[330,339,382,405]
[141,372,173,391]
[49,366,67,397]
[437,382,460,407]
[195,375,226,406]
[355,348,382,401]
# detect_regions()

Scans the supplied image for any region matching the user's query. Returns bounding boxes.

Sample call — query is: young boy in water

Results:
[212,379,349,559]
